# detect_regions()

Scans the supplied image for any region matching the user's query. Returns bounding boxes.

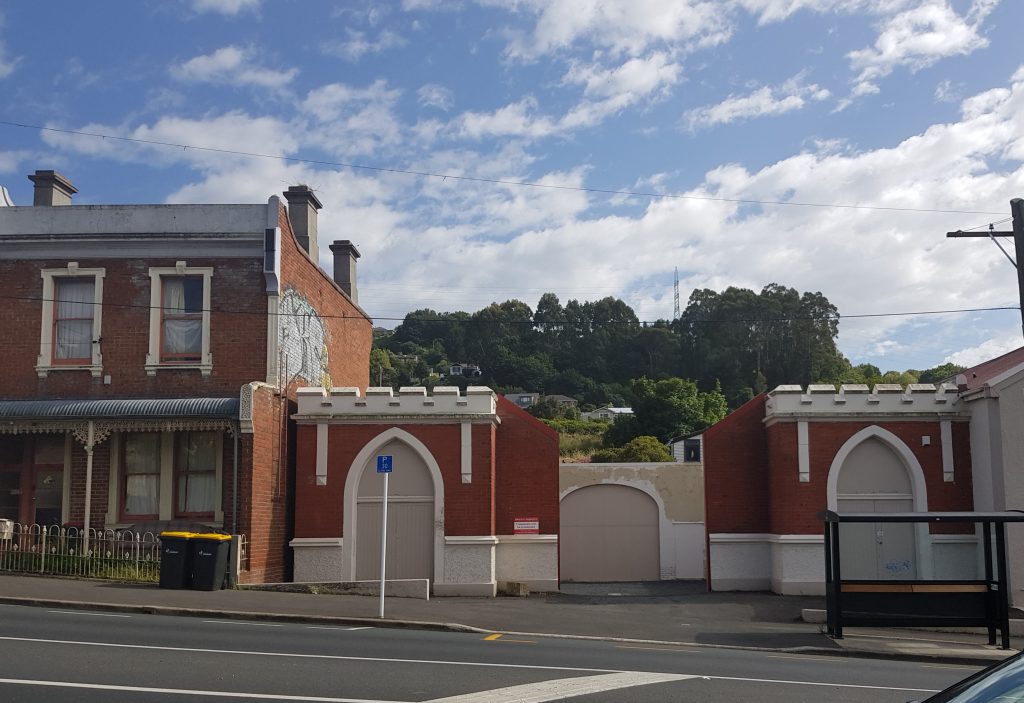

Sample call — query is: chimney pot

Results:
[329,240,360,302]
[284,185,322,263]
[28,170,77,206]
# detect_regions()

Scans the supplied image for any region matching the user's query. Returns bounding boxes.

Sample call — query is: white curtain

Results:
[55,279,94,360]
[124,434,160,517]
[162,279,202,355]
[125,475,159,516]
[178,472,216,514]
[175,433,216,514]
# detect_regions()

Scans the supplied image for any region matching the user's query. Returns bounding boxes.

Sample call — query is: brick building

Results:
[0,170,371,583]
[290,387,559,595]
[704,382,975,595]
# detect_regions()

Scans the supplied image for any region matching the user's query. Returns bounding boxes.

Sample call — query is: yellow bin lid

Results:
[159,531,195,539]
[192,533,232,541]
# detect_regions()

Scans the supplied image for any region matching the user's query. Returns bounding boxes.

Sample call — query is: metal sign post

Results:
[376,455,393,618]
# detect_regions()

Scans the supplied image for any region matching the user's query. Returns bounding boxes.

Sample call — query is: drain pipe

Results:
[232,423,239,535]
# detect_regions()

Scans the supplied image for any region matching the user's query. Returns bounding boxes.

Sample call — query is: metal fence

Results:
[0,523,161,582]
[0,523,251,584]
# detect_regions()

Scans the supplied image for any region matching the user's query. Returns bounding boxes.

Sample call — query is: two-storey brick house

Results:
[0,170,371,582]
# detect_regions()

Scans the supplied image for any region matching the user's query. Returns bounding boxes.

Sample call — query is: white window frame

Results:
[146,262,213,376]
[37,263,105,378]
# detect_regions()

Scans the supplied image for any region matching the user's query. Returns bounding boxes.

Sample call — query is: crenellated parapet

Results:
[766,382,965,419]
[294,385,497,419]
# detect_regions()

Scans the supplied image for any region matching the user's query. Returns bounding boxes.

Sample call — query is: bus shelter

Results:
[820,510,1024,650]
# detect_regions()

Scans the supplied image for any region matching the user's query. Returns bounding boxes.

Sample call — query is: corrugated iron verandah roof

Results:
[0,397,240,439]
[0,397,239,420]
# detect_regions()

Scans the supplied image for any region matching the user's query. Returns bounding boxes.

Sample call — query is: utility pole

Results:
[946,198,1024,337]
[673,267,680,321]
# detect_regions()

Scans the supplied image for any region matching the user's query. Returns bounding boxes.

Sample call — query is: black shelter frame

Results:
[821,510,1024,650]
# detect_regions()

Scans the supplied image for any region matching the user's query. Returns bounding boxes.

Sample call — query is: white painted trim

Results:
[37,265,106,378]
[941,420,954,482]
[315,423,328,486]
[289,537,344,548]
[444,535,499,545]
[797,421,809,482]
[825,425,928,512]
[460,422,472,484]
[342,428,446,584]
[265,295,280,386]
[145,264,214,376]
[931,534,979,544]
[495,534,559,544]
[709,533,774,543]
[767,534,823,544]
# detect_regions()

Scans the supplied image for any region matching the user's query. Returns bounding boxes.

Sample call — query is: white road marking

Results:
[202,620,284,627]
[307,626,373,631]
[426,672,694,702]
[0,678,402,702]
[0,635,941,693]
[46,610,130,618]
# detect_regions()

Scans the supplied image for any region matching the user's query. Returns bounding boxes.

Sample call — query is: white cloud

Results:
[684,74,831,130]
[847,1,995,98]
[0,41,18,78]
[455,97,558,140]
[171,46,298,89]
[190,0,259,15]
[489,0,732,59]
[322,29,406,62]
[418,83,455,111]
[934,79,960,103]
[944,332,1024,368]
[301,80,405,156]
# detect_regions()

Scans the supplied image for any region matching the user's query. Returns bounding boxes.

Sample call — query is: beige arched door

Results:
[836,437,917,580]
[560,484,660,582]
[354,440,435,581]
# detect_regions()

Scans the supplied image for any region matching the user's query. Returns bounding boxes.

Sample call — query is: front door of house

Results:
[31,435,66,527]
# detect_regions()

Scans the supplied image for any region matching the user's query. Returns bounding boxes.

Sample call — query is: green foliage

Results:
[529,396,581,420]
[592,436,673,463]
[919,362,965,384]
[558,432,605,458]
[541,418,610,435]
[626,377,728,443]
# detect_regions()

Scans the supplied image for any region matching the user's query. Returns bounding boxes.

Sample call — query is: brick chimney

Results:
[329,240,360,302]
[283,185,321,263]
[28,170,77,206]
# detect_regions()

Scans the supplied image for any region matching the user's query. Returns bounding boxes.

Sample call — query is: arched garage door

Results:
[560,484,659,582]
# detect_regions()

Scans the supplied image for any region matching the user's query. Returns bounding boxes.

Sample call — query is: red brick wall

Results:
[494,397,559,535]
[0,257,268,399]
[294,423,497,538]
[703,394,770,534]
[237,384,290,584]
[277,207,371,396]
[767,420,974,535]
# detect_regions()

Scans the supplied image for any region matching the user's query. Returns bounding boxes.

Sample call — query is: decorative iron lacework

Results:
[0,418,236,444]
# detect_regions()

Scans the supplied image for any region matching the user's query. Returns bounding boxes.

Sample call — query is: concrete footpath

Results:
[0,574,1019,666]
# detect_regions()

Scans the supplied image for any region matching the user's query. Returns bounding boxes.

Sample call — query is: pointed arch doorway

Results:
[828,426,929,580]
[344,434,441,582]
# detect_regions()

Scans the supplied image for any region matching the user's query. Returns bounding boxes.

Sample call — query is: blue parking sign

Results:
[376,455,393,473]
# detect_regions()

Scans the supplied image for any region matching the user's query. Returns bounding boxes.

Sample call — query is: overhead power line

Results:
[0,293,1015,326]
[0,119,1006,216]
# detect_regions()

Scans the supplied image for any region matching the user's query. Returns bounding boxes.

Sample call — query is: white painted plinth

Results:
[709,534,772,591]
[435,536,497,597]
[290,537,343,582]
[770,535,825,595]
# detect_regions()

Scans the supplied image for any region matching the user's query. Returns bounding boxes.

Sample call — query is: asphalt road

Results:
[0,603,980,702]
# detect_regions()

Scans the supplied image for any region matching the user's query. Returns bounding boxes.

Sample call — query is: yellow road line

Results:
[484,634,503,641]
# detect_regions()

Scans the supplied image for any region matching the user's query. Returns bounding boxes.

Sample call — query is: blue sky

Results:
[2,0,1023,372]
